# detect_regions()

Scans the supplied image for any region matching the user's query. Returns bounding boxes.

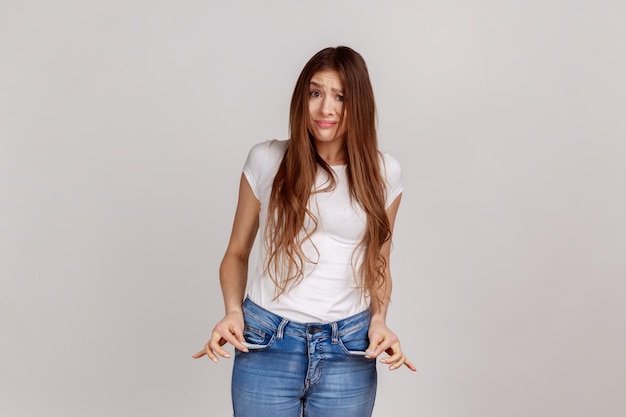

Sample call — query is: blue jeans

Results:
[232,298,377,417]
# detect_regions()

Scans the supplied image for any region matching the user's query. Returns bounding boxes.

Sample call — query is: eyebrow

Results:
[310,81,344,94]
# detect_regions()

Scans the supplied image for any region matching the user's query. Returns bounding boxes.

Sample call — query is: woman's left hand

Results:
[365,318,416,372]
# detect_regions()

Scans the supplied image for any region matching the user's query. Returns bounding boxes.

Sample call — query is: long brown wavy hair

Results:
[265,46,391,305]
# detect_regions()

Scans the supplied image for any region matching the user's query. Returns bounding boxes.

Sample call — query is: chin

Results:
[314,135,336,143]
[313,130,343,143]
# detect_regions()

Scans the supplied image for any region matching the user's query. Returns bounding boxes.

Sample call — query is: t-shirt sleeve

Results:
[381,152,403,208]
[243,141,272,200]
[243,139,286,200]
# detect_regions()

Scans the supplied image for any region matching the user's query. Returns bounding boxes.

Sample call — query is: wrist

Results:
[369,312,387,324]
[225,303,243,316]
[225,307,243,315]
[223,296,244,316]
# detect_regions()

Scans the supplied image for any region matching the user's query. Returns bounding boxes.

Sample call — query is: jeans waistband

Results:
[242,298,371,342]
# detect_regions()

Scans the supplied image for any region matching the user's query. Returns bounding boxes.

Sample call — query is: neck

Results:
[315,138,346,166]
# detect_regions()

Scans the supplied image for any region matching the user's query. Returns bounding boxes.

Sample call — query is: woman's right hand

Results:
[192,311,249,362]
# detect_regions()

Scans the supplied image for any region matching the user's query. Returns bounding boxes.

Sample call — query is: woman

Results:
[193,46,415,417]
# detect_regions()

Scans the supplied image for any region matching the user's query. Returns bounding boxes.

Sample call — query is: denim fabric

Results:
[232,298,377,417]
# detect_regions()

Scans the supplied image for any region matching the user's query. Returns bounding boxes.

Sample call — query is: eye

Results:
[310,91,321,98]
[336,95,344,102]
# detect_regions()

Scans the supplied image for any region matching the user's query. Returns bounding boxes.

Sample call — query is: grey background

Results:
[1,1,625,416]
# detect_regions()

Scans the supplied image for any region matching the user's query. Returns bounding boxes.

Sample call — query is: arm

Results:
[193,173,260,362]
[365,194,417,371]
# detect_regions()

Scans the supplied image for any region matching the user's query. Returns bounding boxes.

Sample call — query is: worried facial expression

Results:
[307,70,347,144]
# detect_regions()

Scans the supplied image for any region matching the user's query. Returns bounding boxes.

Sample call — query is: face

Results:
[307,69,346,144]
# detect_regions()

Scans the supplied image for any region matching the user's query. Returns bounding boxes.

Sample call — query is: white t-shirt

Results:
[243,139,402,323]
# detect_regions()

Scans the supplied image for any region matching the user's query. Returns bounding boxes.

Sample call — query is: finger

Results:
[192,349,207,359]
[228,327,249,353]
[369,345,388,358]
[190,339,221,361]
[214,323,249,353]
[403,358,417,372]
[380,344,402,365]
[372,335,400,359]
[380,348,402,365]
[210,327,250,357]
[216,330,248,353]
[208,342,229,359]
[365,339,378,358]
[388,355,417,372]
[365,345,385,358]
[386,354,406,370]
[365,334,389,358]
[202,341,219,363]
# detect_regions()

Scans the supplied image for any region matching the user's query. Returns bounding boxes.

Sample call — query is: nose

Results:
[320,96,334,116]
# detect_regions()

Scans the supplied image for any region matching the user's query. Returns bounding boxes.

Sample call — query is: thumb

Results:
[365,338,379,357]
[231,325,246,344]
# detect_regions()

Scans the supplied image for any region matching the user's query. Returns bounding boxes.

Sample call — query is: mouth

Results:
[315,120,338,129]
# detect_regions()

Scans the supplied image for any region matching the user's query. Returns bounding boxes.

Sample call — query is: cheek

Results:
[338,112,348,133]
[307,102,316,120]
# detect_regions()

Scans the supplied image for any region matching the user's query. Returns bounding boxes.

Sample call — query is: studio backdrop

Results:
[1,1,624,416]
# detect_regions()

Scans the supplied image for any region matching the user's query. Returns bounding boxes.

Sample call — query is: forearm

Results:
[370,194,401,324]
[370,272,393,323]
[219,252,249,315]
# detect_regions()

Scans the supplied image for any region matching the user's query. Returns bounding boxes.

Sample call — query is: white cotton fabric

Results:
[243,139,403,323]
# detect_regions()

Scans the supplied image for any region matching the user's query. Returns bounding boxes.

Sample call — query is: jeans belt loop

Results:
[276,318,288,340]
[331,322,339,344]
